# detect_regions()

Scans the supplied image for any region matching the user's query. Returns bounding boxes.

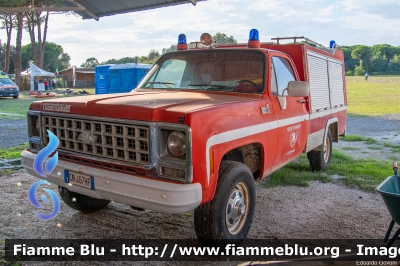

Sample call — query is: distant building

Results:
[59,67,95,88]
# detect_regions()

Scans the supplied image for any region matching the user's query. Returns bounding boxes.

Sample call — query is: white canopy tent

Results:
[21,65,55,91]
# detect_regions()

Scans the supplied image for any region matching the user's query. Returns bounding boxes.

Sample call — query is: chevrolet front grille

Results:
[41,115,150,165]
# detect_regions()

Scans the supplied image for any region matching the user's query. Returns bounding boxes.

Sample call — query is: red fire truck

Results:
[22,29,347,246]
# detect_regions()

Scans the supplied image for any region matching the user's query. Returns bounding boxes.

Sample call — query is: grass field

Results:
[262,150,392,191]
[0,88,95,119]
[0,143,29,159]
[339,134,377,144]
[263,134,399,191]
[346,76,400,117]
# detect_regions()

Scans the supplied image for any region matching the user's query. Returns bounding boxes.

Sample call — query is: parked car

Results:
[0,74,19,99]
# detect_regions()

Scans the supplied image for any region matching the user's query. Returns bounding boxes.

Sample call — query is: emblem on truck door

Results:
[287,124,301,149]
[290,132,298,148]
[261,104,270,114]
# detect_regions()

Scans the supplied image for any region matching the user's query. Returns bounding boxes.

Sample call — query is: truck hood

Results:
[30,89,261,123]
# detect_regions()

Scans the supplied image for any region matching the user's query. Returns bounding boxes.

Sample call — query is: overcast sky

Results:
[1,0,399,68]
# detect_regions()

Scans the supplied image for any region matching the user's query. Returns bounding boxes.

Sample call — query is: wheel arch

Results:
[220,143,263,180]
[326,117,339,143]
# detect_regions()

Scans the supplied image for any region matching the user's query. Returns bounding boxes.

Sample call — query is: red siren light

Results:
[177,34,188,50]
[248,29,260,48]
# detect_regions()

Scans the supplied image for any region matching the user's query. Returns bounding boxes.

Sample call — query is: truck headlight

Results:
[167,131,186,157]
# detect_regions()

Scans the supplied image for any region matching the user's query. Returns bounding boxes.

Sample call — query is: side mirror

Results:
[287,81,310,97]
[276,81,309,110]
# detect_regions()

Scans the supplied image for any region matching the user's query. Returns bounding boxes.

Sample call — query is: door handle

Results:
[297,99,306,103]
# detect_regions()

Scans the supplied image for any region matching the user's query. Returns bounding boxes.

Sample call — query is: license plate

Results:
[65,170,95,190]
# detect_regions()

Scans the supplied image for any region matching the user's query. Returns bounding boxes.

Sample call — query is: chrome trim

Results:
[28,110,41,116]
[27,111,43,152]
[28,138,42,153]
[39,112,154,126]
[41,115,151,166]
[58,150,151,170]
[27,111,41,138]
[157,122,192,183]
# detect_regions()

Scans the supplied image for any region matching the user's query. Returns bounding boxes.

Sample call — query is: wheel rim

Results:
[225,182,250,235]
[324,135,331,163]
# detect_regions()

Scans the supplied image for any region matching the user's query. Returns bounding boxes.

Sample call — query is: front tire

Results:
[307,129,332,171]
[58,186,110,213]
[194,161,255,247]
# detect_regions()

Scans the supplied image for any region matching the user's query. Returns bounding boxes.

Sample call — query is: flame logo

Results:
[33,130,59,177]
[30,130,60,220]
[28,180,60,220]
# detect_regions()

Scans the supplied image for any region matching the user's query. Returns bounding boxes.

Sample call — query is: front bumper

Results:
[0,91,19,97]
[21,150,202,214]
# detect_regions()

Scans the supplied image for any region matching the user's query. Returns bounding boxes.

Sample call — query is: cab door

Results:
[268,53,310,169]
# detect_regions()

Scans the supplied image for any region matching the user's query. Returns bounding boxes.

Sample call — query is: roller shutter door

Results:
[307,52,330,112]
[328,60,344,107]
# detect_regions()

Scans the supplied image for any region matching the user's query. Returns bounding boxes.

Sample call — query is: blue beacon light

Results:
[177,34,188,50]
[329,40,337,54]
[178,34,187,44]
[248,29,260,48]
[249,29,259,41]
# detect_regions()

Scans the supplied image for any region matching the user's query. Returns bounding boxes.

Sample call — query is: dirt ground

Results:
[0,171,393,266]
[1,115,400,265]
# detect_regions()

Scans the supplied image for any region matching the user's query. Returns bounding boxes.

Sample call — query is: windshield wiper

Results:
[188,84,228,90]
[146,81,174,88]
[188,84,208,87]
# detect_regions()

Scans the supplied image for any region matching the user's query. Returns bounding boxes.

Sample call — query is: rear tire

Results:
[58,186,110,213]
[307,130,332,171]
[194,161,255,247]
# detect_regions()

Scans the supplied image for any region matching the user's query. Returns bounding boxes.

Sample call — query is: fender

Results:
[313,117,338,151]
[325,117,339,142]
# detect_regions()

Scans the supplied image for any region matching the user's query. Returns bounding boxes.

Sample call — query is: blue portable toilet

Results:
[108,63,152,94]
[95,64,113,94]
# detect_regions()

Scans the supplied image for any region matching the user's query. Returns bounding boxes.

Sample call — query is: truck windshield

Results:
[140,50,265,94]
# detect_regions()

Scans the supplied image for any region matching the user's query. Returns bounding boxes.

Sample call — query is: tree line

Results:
[80,46,177,67]
[0,42,70,73]
[82,39,400,77]
[343,44,400,75]
[80,33,238,67]
[0,0,74,86]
